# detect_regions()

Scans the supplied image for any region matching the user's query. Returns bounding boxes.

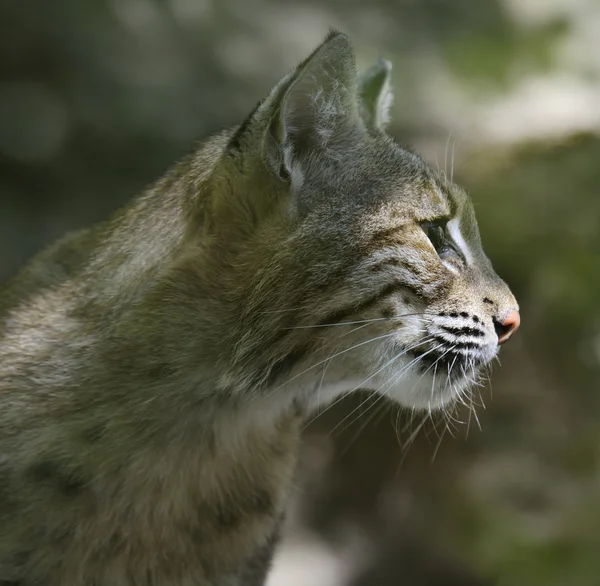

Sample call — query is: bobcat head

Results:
[192,32,520,413]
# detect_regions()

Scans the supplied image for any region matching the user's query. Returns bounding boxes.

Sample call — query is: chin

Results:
[370,355,486,412]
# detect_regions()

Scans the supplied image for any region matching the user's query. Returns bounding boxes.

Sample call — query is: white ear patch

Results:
[447,217,474,265]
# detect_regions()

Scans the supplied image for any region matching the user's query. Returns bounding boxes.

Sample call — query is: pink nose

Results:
[495,310,520,345]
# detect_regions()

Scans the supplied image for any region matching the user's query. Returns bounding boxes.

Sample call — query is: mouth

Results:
[408,340,485,382]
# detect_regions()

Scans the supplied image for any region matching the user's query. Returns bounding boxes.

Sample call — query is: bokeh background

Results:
[1,1,599,585]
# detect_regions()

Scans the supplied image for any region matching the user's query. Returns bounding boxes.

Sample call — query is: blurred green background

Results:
[1,1,599,585]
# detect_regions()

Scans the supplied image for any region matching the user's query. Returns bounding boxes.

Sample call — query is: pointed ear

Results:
[357,59,393,131]
[265,31,365,184]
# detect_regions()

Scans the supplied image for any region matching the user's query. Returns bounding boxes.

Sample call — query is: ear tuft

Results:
[358,59,394,131]
[323,27,345,44]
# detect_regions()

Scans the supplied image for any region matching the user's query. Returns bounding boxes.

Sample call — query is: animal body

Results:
[0,31,519,586]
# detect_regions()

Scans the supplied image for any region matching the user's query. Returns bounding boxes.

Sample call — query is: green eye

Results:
[422,221,446,253]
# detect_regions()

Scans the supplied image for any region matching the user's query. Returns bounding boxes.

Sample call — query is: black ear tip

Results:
[295,29,354,73]
[324,28,347,43]
[321,28,353,53]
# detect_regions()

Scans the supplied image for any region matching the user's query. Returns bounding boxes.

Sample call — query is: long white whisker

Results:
[398,412,430,469]
[302,322,376,429]
[268,331,402,396]
[283,311,429,330]
[256,305,314,314]
[326,340,439,438]
[302,333,432,430]
[336,391,390,446]
[431,417,449,462]
[451,138,457,183]
[470,394,482,431]
[408,343,457,403]
[339,398,389,456]
[444,130,453,179]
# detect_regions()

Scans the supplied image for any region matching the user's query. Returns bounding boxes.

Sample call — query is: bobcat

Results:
[0,31,519,586]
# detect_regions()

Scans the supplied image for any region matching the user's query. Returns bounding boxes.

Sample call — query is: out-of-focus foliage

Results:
[1,1,598,585]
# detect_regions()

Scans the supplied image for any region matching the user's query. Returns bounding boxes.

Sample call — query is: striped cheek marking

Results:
[446,217,473,266]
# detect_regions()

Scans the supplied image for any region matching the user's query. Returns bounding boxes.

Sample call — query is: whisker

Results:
[384,341,467,467]
[407,343,457,402]
[447,353,459,385]
[486,363,494,401]
[302,331,430,430]
[301,390,348,432]
[301,323,375,429]
[268,330,402,396]
[457,151,479,175]
[397,411,430,469]
[338,394,389,454]
[393,405,404,447]
[430,362,438,406]
[471,363,487,408]
[444,405,466,427]
[378,342,448,414]
[465,389,474,439]
[326,339,438,438]
[450,138,457,183]
[256,305,314,315]
[299,323,378,431]
[431,418,449,462]
[315,356,331,410]
[442,411,460,438]
[470,397,482,431]
[444,130,453,179]
[283,311,430,330]
[398,408,418,438]
[340,349,433,440]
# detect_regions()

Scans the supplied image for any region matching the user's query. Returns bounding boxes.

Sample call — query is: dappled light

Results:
[0,1,598,585]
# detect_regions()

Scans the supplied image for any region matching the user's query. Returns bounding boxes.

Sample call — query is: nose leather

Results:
[497,310,520,344]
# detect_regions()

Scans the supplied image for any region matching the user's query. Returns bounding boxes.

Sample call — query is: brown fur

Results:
[0,32,518,585]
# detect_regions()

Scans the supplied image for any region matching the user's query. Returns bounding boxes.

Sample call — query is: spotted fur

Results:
[0,32,518,585]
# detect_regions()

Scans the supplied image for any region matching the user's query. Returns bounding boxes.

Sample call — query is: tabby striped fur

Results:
[0,31,518,586]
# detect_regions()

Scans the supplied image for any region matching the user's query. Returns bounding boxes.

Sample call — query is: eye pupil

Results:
[424,222,446,252]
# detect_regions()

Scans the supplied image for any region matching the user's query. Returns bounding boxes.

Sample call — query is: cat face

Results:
[217,32,519,411]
